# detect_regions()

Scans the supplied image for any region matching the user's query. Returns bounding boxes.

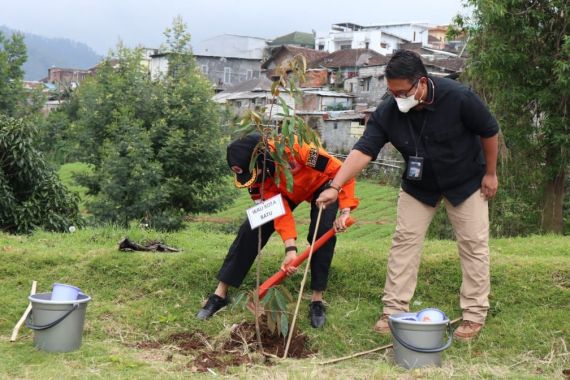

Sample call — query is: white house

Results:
[315,22,430,55]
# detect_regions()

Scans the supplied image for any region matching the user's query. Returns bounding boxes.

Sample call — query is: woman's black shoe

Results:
[196,294,228,320]
[309,301,326,328]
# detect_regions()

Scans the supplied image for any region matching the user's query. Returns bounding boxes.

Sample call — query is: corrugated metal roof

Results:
[325,111,365,120]
[223,77,275,92]
[303,90,355,98]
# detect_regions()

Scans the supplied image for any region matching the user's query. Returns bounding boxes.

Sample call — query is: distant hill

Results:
[0,26,102,80]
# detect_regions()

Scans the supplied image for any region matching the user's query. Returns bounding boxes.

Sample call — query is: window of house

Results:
[246,70,253,80]
[380,42,388,49]
[340,44,351,50]
[365,42,370,49]
[334,122,338,130]
[235,101,242,107]
[359,77,371,92]
[318,44,325,50]
[413,31,417,41]
[201,65,208,74]
[224,67,231,84]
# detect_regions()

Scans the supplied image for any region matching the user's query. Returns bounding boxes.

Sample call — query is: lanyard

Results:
[406,114,429,157]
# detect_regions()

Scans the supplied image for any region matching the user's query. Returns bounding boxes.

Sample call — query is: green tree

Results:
[459,0,569,234]
[64,18,231,230]
[154,16,231,215]
[0,115,81,233]
[0,31,27,116]
[85,108,165,228]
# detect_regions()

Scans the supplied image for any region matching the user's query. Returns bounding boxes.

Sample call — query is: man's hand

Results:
[280,251,298,275]
[481,173,498,200]
[335,208,351,232]
[316,188,339,209]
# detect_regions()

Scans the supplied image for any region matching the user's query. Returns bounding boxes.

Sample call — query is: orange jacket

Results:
[249,140,359,242]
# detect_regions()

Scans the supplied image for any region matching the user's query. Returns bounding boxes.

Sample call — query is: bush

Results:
[0,115,81,233]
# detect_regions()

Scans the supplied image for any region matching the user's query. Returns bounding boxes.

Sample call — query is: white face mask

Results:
[395,95,419,113]
[394,88,420,113]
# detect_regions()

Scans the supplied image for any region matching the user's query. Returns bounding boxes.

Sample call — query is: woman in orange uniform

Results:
[197,133,359,328]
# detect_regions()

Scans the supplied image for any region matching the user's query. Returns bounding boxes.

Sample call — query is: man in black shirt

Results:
[317,50,499,341]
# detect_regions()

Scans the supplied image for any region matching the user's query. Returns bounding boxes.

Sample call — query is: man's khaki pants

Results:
[382,189,490,324]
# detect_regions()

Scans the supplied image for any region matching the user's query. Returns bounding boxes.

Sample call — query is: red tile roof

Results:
[262,45,328,69]
[310,49,388,69]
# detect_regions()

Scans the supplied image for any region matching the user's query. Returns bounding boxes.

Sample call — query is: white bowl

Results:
[416,308,446,322]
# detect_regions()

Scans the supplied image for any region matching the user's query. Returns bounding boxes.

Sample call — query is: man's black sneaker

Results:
[309,301,326,328]
[196,294,228,320]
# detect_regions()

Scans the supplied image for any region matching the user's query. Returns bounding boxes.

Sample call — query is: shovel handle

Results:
[10,281,37,342]
[258,217,354,299]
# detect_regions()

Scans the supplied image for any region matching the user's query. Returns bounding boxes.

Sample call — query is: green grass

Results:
[57,162,94,215]
[0,176,568,379]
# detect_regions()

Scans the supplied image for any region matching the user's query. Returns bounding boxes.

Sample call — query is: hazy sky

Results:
[1,0,468,55]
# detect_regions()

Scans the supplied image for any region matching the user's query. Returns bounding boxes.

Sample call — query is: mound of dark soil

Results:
[223,320,313,359]
[132,320,315,373]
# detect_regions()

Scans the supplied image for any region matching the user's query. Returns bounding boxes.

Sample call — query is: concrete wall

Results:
[149,54,262,89]
[380,24,429,45]
[195,56,261,88]
[300,94,353,111]
[226,92,295,118]
[318,119,364,153]
[47,68,91,87]
[344,65,387,107]
[149,56,170,80]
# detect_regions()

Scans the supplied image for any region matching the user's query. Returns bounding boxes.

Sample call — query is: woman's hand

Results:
[280,251,298,275]
[335,208,351,232]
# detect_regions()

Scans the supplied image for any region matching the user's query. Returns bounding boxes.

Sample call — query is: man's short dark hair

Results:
[385,50,428,82]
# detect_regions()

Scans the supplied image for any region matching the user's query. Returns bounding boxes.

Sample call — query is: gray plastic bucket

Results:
[389,312,453,369]
[26,292,91,352]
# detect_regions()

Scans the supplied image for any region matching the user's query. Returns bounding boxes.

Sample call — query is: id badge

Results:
[407,156,424,181]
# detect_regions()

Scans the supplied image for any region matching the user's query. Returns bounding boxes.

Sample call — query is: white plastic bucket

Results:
[389,312,453,369]
[51,283,81,301]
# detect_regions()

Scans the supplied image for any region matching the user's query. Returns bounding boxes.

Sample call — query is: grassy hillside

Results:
[0,176,568,379]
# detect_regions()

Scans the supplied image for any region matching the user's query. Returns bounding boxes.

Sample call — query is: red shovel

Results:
[257,217,355,299]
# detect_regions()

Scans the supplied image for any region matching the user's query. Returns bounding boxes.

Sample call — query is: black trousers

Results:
[217,184,339,291]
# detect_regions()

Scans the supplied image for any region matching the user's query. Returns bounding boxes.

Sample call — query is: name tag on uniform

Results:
[246,194,286,229]
[407,156,424,181]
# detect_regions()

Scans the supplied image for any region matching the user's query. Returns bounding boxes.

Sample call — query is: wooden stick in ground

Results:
[319,316,463,365]
[320,343,393,365]
[283,205,324,359]
[450,317,462,325]
[10,281,37,342]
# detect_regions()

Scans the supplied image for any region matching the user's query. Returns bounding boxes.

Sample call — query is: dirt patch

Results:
[223,320,313,359]
[132,321,315,373]
[134,340,162,350]
[165,331,208,351]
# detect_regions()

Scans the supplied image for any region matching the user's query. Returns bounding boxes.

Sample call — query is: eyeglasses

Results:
[388,80,419,99]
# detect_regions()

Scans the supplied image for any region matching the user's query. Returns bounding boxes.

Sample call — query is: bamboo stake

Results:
[283,205,324,359]
[320,343,393,365]
[10,281,37,342]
